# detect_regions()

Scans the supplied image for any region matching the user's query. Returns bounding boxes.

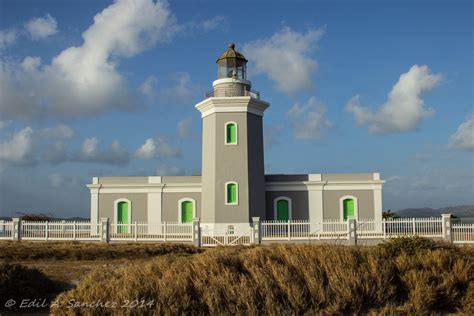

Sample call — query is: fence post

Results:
[347,218,357,245]
[383,219,386,239]
[192,218,201,247]
[12,218,21,241]
[288,220,291,241]
[412,218,416,235]
[134,222,138,242]
[252,217,261,244]
[100,217,110,243]
[441,214,453,243]
[73,221,77,240]
[45,221,49,241]
[0,220,4,234]
[163,221,167,242]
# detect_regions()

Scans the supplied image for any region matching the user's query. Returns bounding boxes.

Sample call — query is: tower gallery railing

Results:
[205,88,260,99]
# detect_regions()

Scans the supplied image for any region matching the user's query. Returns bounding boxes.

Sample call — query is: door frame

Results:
[274,196,292,221]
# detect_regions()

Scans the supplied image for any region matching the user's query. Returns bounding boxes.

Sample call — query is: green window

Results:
[227,183,237,204]
[117,201,129,233]
[276,199,289,221]
[181,201,193,223]
[226,123,237,144]
[343,199,355,221]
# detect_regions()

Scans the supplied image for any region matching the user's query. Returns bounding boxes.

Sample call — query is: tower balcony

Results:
[205,87,260,100]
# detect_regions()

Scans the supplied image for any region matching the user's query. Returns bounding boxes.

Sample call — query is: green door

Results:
[181,201,193,223]
[276,199,289,221]
[117,201,129,233]
[343,199,355,220]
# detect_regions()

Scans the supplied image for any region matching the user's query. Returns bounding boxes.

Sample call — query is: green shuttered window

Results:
[226,123,237,144]
[226,183,237,204]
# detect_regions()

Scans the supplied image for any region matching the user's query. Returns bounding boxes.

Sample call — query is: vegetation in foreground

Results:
[1,239,473,314]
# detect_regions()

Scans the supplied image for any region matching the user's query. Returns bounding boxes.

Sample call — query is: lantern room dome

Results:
[216,43,248,63]
[216,43,247,80]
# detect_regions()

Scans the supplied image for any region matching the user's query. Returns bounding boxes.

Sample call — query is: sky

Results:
[0,0,472,218]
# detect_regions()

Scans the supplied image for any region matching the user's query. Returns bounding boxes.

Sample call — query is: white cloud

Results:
[0,28,17,49]
[25,14,58,40]
[159,72,195,103]
[0,127,35,167]
[134,138,157,159]
[449,115,474,151]
[21,56,41,71]
[74,137,130,165]
[346,65,442,133]
[38,124,75,140]
[140,75,158,98]
[1,0,177,120]
[286,97,331,140]
[156,136,181,157]
[180,16,227,34]
[134,136,181,159]
[200,16,226,32]
[177,117,192,139]
[243,26,325,94]
[156,164,185,176]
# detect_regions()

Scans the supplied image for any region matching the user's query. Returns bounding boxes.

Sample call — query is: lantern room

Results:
[216,43,248,80]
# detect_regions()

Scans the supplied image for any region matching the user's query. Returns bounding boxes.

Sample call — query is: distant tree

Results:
[382,209,400,219]
[16,212,55,221]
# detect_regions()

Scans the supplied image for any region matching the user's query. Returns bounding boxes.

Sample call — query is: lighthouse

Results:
[195,43,269,227]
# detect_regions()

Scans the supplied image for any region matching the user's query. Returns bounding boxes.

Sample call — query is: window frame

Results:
[224,121,238,145]
[273,197,292,221]
[113,198,132,233]
[339,195,359,221]
[178,198,196,223]
[225,181,239,205]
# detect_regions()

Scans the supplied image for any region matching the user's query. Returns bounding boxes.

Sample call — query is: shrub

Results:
[378,236,455,256]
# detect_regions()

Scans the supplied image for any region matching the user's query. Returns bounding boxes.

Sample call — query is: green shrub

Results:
[378,236,454,256]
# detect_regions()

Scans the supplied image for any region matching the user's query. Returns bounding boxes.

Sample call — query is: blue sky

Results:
[0,0,472,217]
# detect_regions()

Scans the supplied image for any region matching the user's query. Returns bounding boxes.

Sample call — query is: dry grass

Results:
[49,244,473,315]
[0,241,201,261]
[0,261,68,312]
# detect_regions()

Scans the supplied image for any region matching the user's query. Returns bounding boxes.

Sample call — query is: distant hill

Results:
[395,205,474,218]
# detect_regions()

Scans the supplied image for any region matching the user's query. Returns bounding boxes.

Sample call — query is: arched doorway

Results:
[181,200,194,223]
[117,201,129,233]
[276,199,290,221]
[343,198,355,221]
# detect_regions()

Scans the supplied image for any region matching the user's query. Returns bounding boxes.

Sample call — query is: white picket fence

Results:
[1,217,473,244]
[453,223,474,244]
[109,222,193,242]
[20,221,101,241]
[0,220,13,239]
[0,220,193,242]
[262,217,473,243]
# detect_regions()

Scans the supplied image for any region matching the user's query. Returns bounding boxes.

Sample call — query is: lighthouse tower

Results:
[195,44,269,227]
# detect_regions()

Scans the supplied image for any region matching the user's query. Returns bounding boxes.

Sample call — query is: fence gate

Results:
[201,227,253,247]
